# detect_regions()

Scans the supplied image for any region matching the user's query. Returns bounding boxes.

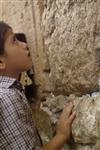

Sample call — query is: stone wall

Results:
[41,0,100,149]
[42,0,100,96]
[41,93,100,150]
[1,0,100,150]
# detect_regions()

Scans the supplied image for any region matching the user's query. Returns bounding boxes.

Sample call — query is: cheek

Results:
[10,50,25,62]
[5,49,32,70]
[14,54,32,70]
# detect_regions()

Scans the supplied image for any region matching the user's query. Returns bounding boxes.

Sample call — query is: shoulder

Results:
[0,88,26,116]
[0,88,18,96]
[0,88,21,104]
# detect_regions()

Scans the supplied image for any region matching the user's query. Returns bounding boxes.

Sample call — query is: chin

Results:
[20,61,32,72]
[26,64,32,71]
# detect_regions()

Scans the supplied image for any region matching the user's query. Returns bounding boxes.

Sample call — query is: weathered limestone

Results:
[1,0,100,150]
[42,0,100,96]
[32,104,53,144]
[41,1,100,149]
[41,93,100,149]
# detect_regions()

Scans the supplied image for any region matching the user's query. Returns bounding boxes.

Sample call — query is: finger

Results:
[63,102,74,117]
[69,111,76,124]
[65,101,71,106]
[64,101,73,108]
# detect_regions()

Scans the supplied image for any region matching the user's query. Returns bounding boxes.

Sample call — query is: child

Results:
[0,21,76,150]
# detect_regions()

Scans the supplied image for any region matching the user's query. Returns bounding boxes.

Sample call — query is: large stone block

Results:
[42,0,100,96]
[71,94,100,144]
[41,93,100,149]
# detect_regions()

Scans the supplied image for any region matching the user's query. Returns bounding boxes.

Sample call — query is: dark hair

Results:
[0,21,11,55]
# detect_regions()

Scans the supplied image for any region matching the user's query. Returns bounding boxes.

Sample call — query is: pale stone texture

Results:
[32,105,53,144]
[41,1,100,148]
[42,0,100,96]
[74,145,94,150]
[1,0,100,150]
[41,93,100,149]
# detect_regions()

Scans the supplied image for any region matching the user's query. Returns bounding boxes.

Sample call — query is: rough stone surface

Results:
[31,103,53,144]
[42,0,100,96]
[74,144,94,150]
[1,0,100,150]
[41,93,100,149]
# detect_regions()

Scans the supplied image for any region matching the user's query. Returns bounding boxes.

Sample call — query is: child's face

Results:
[2,29,32,77]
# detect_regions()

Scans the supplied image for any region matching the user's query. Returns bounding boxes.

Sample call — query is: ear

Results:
[0,59,6,70]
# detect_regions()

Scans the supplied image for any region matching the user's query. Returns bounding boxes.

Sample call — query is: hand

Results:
[56,102,76,143]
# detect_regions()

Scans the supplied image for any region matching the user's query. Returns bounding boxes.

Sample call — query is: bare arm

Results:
[42,102,76,150]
